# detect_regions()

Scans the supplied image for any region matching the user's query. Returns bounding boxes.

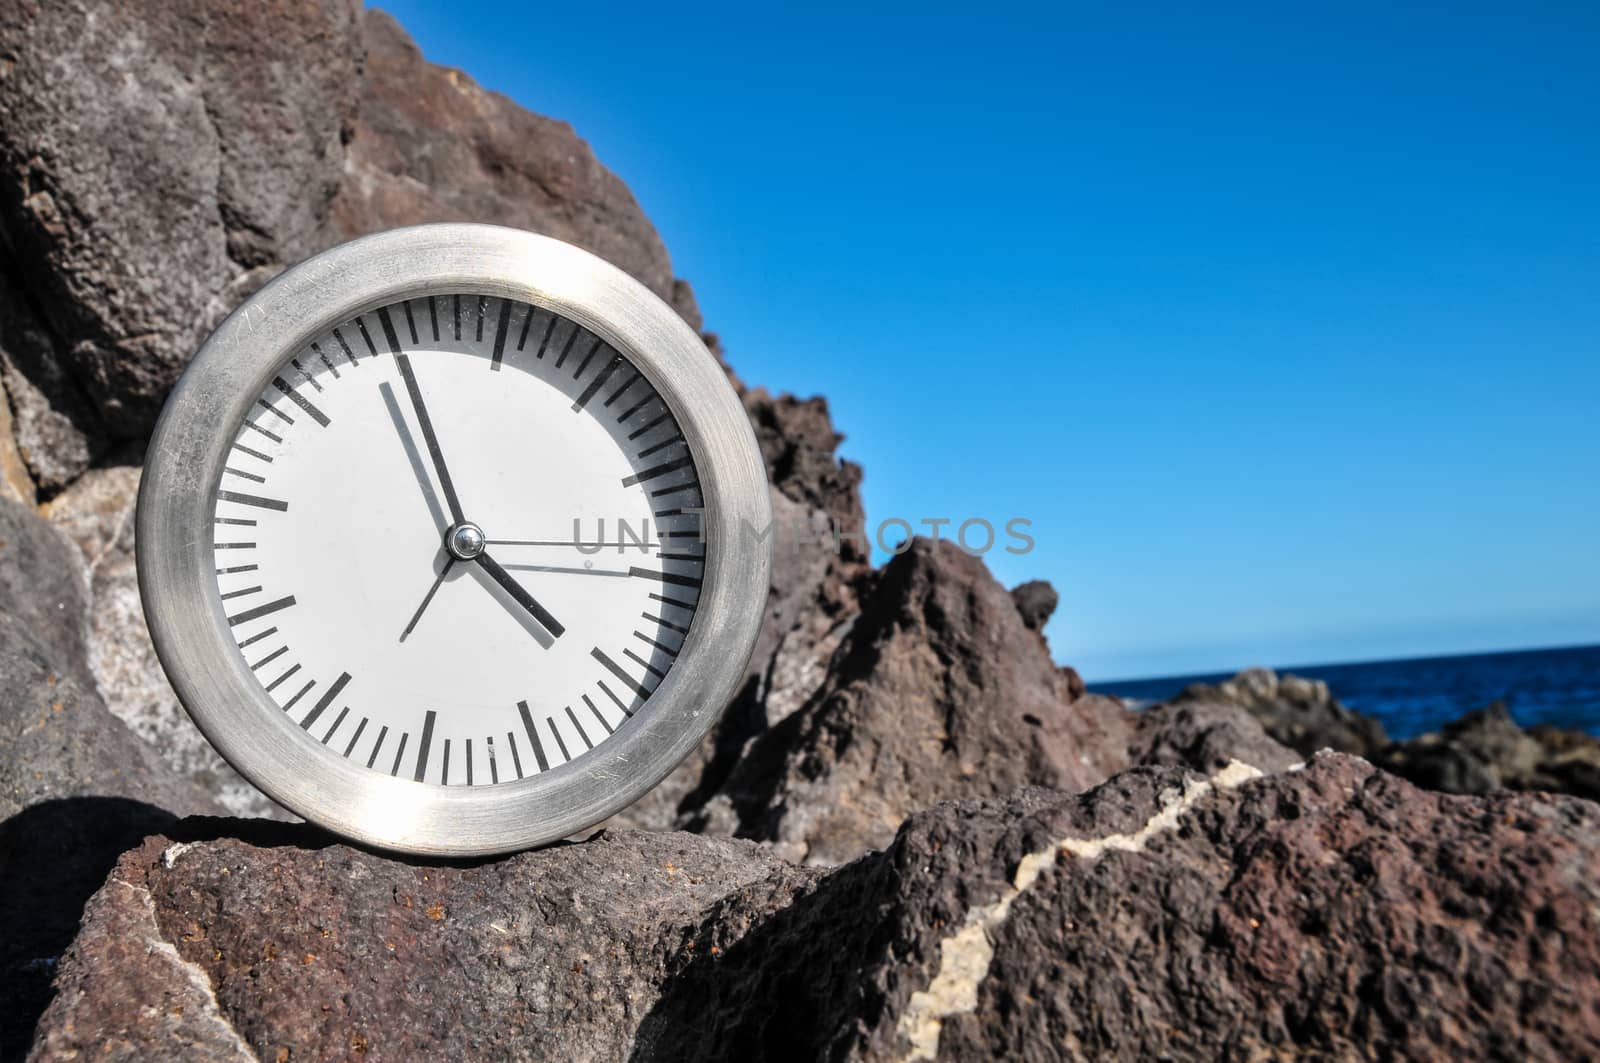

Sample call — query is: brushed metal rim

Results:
[137,224,771,855]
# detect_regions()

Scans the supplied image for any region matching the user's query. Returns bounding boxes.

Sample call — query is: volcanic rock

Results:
[699,538,1134,864]
[1128,697,1300,775]
[328,10,703,330]
[0,497,89,675]
[32,755,1600,1061]
[0,500,215,820]
[647,754,1600,1061]
[0,498,221,1058]
[734,390,869,727]
[1377,701,1600,802]
[1009,579,1058,633]
[1175,665,1389,757]
[30,824,812,1063]
[0,0,365,451]
[41,466,281,817]
[0,2,711,479]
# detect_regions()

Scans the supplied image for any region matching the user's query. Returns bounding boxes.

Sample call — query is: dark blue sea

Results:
[1095,643,1600,740]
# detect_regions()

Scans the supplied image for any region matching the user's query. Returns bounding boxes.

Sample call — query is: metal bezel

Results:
[137,224,771,856]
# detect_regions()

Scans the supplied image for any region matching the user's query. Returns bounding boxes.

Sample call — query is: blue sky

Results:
[378,2,1599,680]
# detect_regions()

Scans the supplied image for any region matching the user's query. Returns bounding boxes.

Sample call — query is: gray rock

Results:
[1377,700,1600,802]
[0,600,195,824]
[1174,665,1390,757]
[42,467,283,818]
[1009,579,1058,633]
[0,0,365,439]
[0,264,106,491]
[0,497,89,675]
[1129,697,1300,775]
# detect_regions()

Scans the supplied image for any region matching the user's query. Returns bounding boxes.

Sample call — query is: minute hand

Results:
[393,353,466,527]
[475,551,565,638]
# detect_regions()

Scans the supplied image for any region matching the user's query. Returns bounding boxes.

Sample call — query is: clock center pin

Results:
[446,521,487,561]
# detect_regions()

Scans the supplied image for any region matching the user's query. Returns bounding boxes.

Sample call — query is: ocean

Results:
[1095,643,1600,740]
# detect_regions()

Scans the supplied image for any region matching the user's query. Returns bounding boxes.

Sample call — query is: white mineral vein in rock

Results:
[895,760,1264,1061]
[115,879,257,1062]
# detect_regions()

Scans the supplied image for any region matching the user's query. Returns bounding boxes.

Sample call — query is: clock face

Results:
[210,294,705,787]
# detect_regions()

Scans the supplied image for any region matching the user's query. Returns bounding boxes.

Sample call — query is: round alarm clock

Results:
[137,224,771,855]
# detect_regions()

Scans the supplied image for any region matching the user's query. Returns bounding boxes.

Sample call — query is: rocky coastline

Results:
[3,3,1598,1059]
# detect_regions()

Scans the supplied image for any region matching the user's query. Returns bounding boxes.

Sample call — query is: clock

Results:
[137,224,771,855]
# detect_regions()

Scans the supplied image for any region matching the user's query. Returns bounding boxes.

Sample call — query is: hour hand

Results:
[474,551,565,639]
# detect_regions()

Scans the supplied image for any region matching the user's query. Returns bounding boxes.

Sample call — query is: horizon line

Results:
[1091,637,1600,689]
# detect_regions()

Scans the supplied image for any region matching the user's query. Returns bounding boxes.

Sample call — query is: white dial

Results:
[210,295,705,787]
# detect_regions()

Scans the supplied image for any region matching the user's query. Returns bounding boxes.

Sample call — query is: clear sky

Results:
[378,2,1599,681]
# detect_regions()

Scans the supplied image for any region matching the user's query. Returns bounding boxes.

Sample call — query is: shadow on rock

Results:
[629,855,890,1063]
[0,800,343,1061]
[0,797,177,1060]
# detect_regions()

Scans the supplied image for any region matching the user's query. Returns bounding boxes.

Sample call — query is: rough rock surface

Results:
[1378,700,1600,801]
[0,371,36,505]
[1175,664,1390,757]
[1009,579,1058,634]
[42,466,281,817]
[0,499,221,1058]
[328,10,704,330]
[702,539,1134,864]
[31,824,811,1063]
[0,2,710,485]
[0,268,100,494]
[0,497,90,677]
[739,390,870,725]
[0,0,365,460]
[32,755,1600,1061]
[0,500,216,820]
[1128,697,1300,776]
[1169,669,1600,804]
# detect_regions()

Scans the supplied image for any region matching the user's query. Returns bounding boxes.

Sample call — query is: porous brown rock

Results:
[32,755,1600,1061]
[701,538,1134,864]
[31,824,812,1063]
[645,754,1600,1061]
[1175,665,1390,757]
